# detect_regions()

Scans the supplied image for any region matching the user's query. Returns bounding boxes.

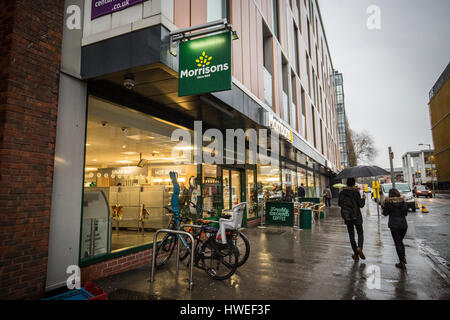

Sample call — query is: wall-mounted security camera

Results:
[123,73,135,90]
[101,121,108,127]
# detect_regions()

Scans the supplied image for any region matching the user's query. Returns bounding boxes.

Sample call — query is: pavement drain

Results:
[278,258,296,264]
[263,229,287,235]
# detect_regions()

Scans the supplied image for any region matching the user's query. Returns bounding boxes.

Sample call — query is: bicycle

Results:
[154,172,241,280]
[187,201,250,268]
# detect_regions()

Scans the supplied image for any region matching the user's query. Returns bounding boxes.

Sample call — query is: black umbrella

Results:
[335,165,389,179]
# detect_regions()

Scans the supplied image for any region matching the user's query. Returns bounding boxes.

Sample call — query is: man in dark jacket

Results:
[338,178,366,261]
[382,188,408,269]
[297,184,306,199]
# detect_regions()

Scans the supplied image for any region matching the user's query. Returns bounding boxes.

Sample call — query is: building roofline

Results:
[429,61,450,102]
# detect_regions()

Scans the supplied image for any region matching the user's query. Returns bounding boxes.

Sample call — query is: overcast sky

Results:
[318,0,450,168]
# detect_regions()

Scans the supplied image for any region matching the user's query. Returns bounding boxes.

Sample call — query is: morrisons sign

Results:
[178,31,232,97]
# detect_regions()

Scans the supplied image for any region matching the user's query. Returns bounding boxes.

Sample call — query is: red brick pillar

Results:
[0,0,64,299]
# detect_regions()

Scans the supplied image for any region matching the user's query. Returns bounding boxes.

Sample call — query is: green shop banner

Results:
[265,202,294,227]
[178,31,232,97]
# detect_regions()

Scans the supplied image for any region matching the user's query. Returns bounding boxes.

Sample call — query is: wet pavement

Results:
[94,197,450,300]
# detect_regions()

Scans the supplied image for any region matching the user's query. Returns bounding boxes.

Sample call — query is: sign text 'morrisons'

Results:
[180,63,230,79]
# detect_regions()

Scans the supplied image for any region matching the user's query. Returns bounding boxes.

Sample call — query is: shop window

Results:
[257,163,281,215]
[247,170,258,219]
[81,96,196,262]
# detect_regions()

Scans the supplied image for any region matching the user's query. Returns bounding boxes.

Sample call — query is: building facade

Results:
[402,150,437,189]
[428,62,450,190]
[0,0,341,298]
[333,71,349,170]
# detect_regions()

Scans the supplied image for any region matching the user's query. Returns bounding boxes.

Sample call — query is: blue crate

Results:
[44,288,94,300]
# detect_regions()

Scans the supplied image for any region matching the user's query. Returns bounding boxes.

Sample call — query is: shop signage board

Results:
[178,31,232,97]
[91,0,144,20]
[268,113,293,143]
[265,201,294,227]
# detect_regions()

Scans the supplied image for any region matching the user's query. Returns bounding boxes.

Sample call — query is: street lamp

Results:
[419,143,435,198]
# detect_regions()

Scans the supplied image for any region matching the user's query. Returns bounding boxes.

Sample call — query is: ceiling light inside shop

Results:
[127,135,155,141]
[116,160,133,164]
[85,168,98,172]
[121,152,138,155]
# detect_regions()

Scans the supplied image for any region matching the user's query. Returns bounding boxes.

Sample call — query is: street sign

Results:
[265,202,294,227]
[178,31,232,97]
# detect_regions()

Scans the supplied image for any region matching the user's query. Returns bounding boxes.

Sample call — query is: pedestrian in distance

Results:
[297,183,306,199]
[323,186,332,207]
[338,178,366,261]
[382,188,408,269]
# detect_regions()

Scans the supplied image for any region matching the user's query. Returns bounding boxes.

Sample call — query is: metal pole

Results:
[257,201,267,229]
[150,229,195,290]
[376,179,380,216]
[176,234,180,273]
[150,232,158,283]
[389,147,396,189]
[429,145,435,198]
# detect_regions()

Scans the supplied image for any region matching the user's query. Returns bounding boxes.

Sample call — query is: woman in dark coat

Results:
[383,188,408,269]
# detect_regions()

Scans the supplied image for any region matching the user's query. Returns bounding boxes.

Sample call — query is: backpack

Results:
[340,191,358,222]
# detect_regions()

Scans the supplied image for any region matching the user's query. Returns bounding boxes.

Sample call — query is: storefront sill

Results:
[79,242,154,268]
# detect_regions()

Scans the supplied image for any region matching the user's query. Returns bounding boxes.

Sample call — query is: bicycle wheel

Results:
[154,234,176,268]
[234,232,250,267]
[199,237,239,280]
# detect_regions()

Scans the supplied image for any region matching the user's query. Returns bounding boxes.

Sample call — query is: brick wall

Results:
[81,249,154,283]
[0,0,64,299]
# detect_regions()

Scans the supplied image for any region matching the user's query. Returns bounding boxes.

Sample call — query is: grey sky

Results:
[318,0,450,168]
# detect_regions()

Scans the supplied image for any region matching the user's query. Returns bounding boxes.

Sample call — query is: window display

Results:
[81,96,195,261]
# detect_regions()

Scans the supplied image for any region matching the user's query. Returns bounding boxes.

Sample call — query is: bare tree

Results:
[351,130,378,164]
[346,119,358,166]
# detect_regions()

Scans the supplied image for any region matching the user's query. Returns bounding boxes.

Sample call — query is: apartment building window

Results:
[293,23,300,76]
[263,23,274,109]
[273,0,280,41]
[282,57,290,124]
[301,87,306,138]
[307,19,311,54]
[291,72,298,131]
[312,68,317,106]
[296,0,302,33]
[311,105,317,148]
[207,0,229,22]
[320,119,324,154]
[306,54,311,96]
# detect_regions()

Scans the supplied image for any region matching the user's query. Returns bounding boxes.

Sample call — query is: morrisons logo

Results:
[180,51,229,80]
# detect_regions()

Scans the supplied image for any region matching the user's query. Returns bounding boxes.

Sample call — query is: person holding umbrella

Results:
[338,177,367,261]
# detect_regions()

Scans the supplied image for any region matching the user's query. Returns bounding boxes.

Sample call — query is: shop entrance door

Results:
[222,168,247,226]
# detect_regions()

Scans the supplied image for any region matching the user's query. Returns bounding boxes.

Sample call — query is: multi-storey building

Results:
[402,150,437,188]
[0,0,341,298]
[428,62,450,190]
[333,71,349,169]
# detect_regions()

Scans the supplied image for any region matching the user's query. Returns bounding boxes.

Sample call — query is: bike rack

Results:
[150,229,196,290]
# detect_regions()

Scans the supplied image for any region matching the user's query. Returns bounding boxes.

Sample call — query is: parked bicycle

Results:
[154,172,246,280]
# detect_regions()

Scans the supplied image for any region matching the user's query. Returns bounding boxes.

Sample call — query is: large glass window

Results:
[207,0,228,22]
[81,96,196,261]
[247,169,258,219]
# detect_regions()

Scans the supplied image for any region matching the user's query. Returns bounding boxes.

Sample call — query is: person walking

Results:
[338,178,366,261]
[323,186,332,207]
[382,188,408,269]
